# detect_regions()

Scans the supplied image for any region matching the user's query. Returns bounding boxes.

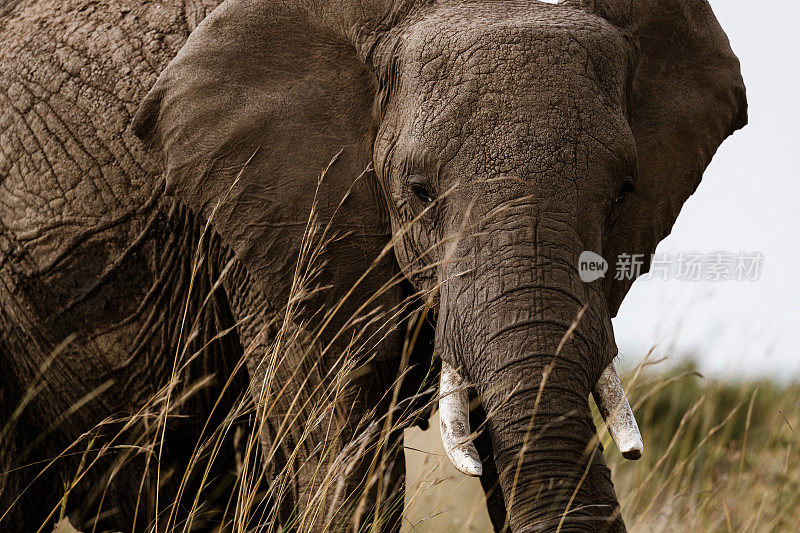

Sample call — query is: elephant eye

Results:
[409,175,435,206]
[615,179,634,204]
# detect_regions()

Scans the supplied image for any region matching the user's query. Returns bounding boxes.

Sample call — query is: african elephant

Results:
[0,0,746,531]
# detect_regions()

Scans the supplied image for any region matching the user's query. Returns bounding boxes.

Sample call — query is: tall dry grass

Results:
[613,359,800,532]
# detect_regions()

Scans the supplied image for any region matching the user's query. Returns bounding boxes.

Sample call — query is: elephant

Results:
[0,0,746,531]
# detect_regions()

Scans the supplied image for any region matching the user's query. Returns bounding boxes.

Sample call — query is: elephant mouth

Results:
[438,359,642,477]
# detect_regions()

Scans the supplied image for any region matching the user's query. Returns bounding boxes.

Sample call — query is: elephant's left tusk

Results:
[439,360,483,476]
[593,362,643,460]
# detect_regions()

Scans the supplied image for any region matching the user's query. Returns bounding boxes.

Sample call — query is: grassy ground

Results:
[403,360,800,532]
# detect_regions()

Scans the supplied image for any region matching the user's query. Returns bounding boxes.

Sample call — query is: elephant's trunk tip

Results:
[593,362,644,461]
[439,360,483,477]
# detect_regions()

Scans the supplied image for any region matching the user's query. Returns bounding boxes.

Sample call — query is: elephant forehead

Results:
[404,2,629,77]
[387,2,634,177]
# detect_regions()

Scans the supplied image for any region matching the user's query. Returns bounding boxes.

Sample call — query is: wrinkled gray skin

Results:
[0,0,745,531]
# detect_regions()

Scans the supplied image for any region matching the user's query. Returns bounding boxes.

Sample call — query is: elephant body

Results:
[0,0,241,527]
[0,0,746,531]
[1,1,416,530]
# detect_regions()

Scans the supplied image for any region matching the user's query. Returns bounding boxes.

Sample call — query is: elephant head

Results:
[133,0,746,530]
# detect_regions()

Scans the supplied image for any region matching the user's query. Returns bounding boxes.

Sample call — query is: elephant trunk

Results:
[435,224,632,531]
[478,321,622,531]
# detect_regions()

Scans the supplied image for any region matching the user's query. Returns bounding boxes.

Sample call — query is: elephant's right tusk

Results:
[439,360,483,476]
[593,362,643,460]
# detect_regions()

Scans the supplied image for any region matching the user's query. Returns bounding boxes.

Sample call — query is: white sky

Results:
[613,0,800,380]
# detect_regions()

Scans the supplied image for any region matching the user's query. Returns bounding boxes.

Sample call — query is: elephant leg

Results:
[239,313,407,532]
[471,403,508,532]
[361,428,406,533]
[0,218,164,531]
[0,204,246,531]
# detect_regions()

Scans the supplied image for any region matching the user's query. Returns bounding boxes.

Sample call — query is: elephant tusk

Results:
[593,362,643,460]
[439,360,483,476]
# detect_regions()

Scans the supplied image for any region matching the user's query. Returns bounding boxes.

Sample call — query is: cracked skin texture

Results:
[0,1,233,529]
[1,0,745,531]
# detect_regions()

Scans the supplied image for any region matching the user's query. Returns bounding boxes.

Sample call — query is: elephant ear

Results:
[133,0,402,348]
[585,0,748,315]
